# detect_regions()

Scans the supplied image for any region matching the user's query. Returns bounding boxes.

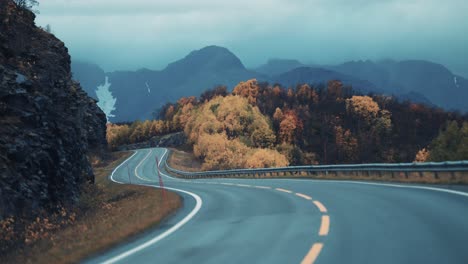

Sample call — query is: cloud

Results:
[36,0,468,76]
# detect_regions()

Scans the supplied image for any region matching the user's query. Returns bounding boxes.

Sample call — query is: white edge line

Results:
[110,150,138,184]
[336,180,468,198]
[268,178,468,198]
[104,148,203,264]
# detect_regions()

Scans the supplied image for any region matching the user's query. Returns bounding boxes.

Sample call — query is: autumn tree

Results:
[184,94,286,169]
[334,126,358,162]
[232,79,260,105]
[250,127,276,148]
[296,84,312,104]
[273,107,284,123]
[199,85,228,102]
[193,133,249,170]
[327,80,343,100]
[346,96,380,124]
[278,111,302,144]
[429,121,468,161]
[414,148,430,162]
[245,149,289,168]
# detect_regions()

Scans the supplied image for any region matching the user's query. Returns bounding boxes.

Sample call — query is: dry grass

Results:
[3,152,182,264]
[168,149,468,184]
[167,148,202,172]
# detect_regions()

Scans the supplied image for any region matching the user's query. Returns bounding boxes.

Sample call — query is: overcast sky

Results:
[36,0,468,76]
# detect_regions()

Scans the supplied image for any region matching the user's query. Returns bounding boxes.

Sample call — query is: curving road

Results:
[85,148,468,264]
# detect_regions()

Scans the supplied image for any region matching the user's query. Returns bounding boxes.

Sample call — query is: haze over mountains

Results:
[72,46,468,122]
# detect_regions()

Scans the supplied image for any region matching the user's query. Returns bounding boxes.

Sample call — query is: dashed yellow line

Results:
[295,193,313,200]
[301,243,324,264]
[313,200,328,213]
[319,215,330,236]
[190,180,329,263]
[254,186,272,189]
[276,188,293,193]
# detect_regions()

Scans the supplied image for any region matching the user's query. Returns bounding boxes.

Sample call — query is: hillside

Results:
[72,47,468,122]
[255,59,305,76]
[90,46,262,122]
[0,1,107,218]
[108,79,468,168]
[272,66,379,93]
[331,60,468,112]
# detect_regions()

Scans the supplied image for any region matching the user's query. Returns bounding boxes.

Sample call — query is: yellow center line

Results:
[276,188,293,193]
[301,243,324,264]
[254,186,272,189]
[313,200,328,213]
[295,193,313,200]
[134,149,153,181]
[319,215,330,236]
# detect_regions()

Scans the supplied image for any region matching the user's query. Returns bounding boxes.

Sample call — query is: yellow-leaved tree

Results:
[182,95,287,170]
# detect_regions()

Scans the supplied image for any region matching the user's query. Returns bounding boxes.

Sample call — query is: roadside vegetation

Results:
[168,148,203,172]
[107,79,468,170]
[1,152,181,264]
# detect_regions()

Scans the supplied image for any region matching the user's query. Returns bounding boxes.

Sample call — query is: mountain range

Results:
[72,45,468,122]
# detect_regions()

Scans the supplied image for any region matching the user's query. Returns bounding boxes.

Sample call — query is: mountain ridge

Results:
[71,46,468,122]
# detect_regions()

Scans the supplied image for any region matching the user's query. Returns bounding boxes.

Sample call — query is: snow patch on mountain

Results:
[96,76,116,121]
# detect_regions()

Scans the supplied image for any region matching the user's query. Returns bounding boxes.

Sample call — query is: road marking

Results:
[319,215,330,236]
[339,181,468,198]
[101,186,202,264]
[122,148,335,264]
[221,183,234,186]
[268,178,468,198]
[254,186,271,189]
[301,243,324,264]
[276,188,293,193]
[134,149,153,180]
[295,193,312,200]
[109,150,138,184]
[106,149,204,264]
[313,201,328,213]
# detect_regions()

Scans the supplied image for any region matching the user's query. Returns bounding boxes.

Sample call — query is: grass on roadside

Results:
[167,148,202,172]
[3,151,182,264]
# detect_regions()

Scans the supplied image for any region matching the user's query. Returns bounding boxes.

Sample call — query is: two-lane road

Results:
[86,148,468,264]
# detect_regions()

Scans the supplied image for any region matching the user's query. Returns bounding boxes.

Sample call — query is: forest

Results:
[107,79,468,170]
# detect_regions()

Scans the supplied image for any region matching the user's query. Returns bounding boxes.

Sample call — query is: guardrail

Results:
[164,151,468,181]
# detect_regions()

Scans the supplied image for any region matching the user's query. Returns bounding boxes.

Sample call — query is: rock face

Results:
[0,1,107,217]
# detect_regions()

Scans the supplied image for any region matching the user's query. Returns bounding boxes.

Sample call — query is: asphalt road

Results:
[85,148,468,264]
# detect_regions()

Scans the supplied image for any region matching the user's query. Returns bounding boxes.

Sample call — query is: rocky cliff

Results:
[0,1,107,217]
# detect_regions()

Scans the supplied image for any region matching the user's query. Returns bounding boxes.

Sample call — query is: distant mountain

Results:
[255,59,304,76]
[273,66,380,93]
[72,46,468,122]
[104,46,263,122]
[331,60,468,112]
[71,61,105,99]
